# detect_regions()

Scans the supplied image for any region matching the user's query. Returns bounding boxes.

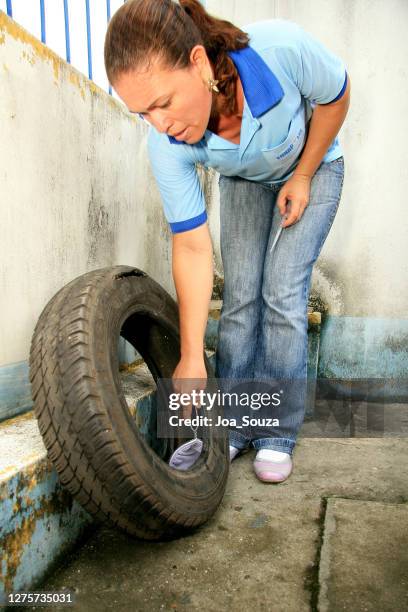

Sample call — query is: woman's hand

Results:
[276,174,311,228]
[172,354,208,419]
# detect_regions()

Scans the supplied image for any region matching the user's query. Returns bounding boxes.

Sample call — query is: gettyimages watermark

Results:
[151,378,408,439]
[166,387,281,429]
[156,377,287,438]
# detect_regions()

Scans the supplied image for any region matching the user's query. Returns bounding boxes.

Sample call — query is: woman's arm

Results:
[171,223,213,392]
[293,75,351,181]
[278,76,351,227]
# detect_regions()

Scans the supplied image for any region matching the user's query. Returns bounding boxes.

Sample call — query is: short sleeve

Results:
[147,129,207,234]
[274,23,348,105]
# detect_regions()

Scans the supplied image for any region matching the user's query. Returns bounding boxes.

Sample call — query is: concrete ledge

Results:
[0,412,93,598]
[0,358,161,596]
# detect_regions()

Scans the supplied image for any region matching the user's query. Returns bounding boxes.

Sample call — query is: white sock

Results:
[256,449,291,462]
[229,445,240,461]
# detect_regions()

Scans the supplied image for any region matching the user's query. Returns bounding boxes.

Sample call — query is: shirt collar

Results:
[227,45,284,117]
[168,45,284,145]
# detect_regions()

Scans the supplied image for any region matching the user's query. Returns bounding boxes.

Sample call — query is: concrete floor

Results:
[25,417,408,612]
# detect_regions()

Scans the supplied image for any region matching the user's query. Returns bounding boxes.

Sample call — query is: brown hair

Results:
[104,0,249,116]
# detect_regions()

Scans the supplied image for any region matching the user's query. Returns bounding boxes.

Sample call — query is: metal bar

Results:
[106,0,112,94]
[85,0,92,80]
[6,0,12,17]
[40,0,46,43]
[63,0,71,63]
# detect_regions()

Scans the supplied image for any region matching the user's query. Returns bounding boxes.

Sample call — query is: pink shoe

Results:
[253,449,293,483]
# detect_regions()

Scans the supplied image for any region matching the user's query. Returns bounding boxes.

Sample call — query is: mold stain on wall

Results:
[86,185,116,268]
[0,459,75,592]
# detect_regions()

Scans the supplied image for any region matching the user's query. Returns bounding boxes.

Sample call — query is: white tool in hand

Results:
[269,215,288,254]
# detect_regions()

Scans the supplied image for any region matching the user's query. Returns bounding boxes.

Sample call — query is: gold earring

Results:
[207,77,219,93]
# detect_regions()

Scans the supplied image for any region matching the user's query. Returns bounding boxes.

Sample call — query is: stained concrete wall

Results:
[1,0,408,406]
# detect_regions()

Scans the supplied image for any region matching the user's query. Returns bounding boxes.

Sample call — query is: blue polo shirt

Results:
[147,18,348,234]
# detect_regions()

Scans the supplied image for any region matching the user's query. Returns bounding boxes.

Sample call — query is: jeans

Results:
[214,157,345,454]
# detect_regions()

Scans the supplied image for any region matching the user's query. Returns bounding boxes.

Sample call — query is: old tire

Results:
[29,265,229,540]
